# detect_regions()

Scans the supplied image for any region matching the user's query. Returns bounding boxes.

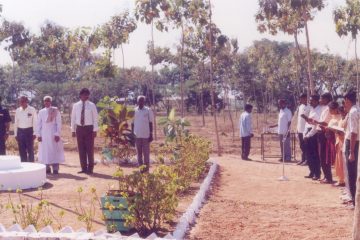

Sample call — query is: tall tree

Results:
[31,22,72,104]
[208,0,221,156]
[101,11,137,70]
[290,0,325,94]
[135,0,171,140]
[334,0,360,102]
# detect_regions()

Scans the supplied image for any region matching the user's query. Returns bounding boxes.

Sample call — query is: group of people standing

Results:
[0,89,154,175]
[298,91,359,208]
[239,91,359,207]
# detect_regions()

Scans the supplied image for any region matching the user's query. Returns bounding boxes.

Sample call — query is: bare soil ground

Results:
[0,112,355,239]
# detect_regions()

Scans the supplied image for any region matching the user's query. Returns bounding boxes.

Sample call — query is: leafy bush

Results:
[124,165,179,235]
[97,96,136,162]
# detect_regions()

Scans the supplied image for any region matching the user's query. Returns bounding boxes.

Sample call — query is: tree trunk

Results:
[151,17,157,140]
[120,44,125,70]
[200,63,205,126]
[304,21,314,95]
[180,24,185,118]
[355,37,359,104]
[209,0,221,156]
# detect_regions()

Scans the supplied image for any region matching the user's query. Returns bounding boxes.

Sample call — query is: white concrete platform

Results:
[0,156,46,190]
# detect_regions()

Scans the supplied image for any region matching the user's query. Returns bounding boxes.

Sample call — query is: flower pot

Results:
[101,195,132,232]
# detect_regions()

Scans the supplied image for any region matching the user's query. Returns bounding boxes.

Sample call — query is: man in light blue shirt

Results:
[239,104,253,160]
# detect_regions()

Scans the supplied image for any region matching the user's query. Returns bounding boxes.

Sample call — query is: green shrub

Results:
[122,165,179,236]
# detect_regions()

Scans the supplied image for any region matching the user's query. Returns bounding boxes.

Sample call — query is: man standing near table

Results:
[269,99,292,162]
[0,97,12,155]
[239,104,253,160]
[14,96,37,162]
[71,88,99,174]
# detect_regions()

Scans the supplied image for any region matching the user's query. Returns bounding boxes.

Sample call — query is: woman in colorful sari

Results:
[327,103,346,186]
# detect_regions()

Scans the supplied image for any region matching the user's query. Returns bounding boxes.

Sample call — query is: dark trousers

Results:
[318,131,332,181]
[0,135,5,155]
[241,136,251,159]
[345,140,359,205]
[76,125,95,172]
[17,128,34,162]
[136,138,150,172]
[306,133,321,177]
[298,133,306,162]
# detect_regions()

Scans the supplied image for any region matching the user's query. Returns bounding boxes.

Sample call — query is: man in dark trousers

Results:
[343,91,359,207]
[296,93,310,165]
[303,94,322,180]
[239,104,253,160]
[14,96,37,162]
[132,95,154,172]
[71,88,99,174]
[0,97,12,155]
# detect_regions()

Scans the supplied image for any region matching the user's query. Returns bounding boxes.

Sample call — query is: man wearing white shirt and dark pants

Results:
[132,96,154,173]
[297,94,310,165]
[71,88,99,174]
[343,91,359,206]
[14,96,37,162]
[239,104,253,160]
[303,94,322,180]
[269,99,292,162]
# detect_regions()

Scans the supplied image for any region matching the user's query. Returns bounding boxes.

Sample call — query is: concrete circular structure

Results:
[0,156,46,190]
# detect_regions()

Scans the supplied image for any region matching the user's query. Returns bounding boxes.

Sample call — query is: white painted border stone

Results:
[172,159,218,240]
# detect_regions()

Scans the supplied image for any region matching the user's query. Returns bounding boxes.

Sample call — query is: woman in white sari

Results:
[36,96,65,174]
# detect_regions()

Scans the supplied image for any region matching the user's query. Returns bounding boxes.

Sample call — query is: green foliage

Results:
[158,108,190,142]
[5,188,65,231]
[97,96,136,161]
[334,0,360,39]
[74,187,101,232]
[123,165,179,235]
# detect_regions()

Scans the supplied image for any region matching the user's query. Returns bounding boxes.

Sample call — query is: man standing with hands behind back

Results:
[0,97,12,155]
[71,88,99,174]
[14,96,37,162]
[132,96,154,173]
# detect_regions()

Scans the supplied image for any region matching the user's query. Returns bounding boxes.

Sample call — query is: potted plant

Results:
[100,167,135,232]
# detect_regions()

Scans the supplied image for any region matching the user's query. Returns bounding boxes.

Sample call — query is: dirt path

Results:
[188,155,353,240]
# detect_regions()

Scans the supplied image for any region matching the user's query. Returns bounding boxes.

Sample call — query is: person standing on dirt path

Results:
[343,91,359,207]
[131,95,154,173]
[239,104,253,161]
[0,96,12,155]
[303,94,322,180]
[14,96,37,162]
[71,88,99,175]
[269,99,292,162]
[296,93,310,166]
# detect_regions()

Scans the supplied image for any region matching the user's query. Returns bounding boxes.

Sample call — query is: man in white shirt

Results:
[36,96,65,174]
[239,104,253,160]
[297,93,310,165]
[131,96,154,172]
[343,91,359,206]
[303,94,322,180]
[71,88,99,174]
[269,99,292,162]
[14,96,37,162]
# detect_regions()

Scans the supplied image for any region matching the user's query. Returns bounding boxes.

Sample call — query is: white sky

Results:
[0,0,355,69]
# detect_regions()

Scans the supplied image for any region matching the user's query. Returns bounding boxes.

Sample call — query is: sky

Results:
[0,0,354,69]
